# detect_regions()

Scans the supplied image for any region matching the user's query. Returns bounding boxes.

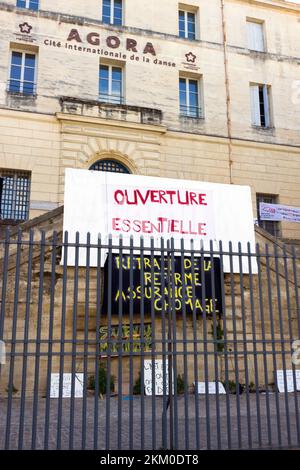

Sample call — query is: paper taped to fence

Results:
[144,360,174,396]
[276,370,300,393]
[50,373,84,398]
[195,382,226,394]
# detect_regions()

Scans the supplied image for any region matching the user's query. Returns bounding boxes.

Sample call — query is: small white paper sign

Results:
[276,370,300,393]
[144,360,173,396]
[50,373,84,398]
[195,382,226,394]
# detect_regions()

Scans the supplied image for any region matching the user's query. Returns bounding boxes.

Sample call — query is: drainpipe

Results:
[220,0,233,184]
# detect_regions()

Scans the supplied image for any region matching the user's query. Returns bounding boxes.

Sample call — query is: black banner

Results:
[103,254,222,316]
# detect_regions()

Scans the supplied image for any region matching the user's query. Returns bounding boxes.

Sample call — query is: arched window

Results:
[89,159,130,174]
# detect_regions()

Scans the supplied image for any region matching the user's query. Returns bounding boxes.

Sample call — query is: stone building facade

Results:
[0,0,300,241]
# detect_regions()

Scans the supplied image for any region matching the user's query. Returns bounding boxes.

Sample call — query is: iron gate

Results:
[0,229,300,450]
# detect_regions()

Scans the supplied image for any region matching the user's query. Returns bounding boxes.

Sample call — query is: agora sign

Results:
[66,28,157,56]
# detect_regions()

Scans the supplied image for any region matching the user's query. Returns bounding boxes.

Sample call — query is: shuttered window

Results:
[250,84,271,128]
[247,20,265,52]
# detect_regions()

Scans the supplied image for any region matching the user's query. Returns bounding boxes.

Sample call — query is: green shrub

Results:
[222,380,244,395]
[176,374,185,394]
[133,372,142,395]
[88,363,115,395]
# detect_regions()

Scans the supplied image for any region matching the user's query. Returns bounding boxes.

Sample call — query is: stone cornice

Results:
[56,112,167,134]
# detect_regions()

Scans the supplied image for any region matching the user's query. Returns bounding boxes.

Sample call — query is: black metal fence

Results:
[0,229,300,450]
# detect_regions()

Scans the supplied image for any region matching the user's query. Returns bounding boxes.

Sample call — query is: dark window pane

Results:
[179,78,186,91]
[89,159,130,174]
[29,0,39,10]
[24,67,35,83]
[11,52,22,66]
[25,54,36,68]
[99,65,109,79]
[23,82,34,94]
[10,65,22,81]
[189,80,198,94]
[112,67,122,81]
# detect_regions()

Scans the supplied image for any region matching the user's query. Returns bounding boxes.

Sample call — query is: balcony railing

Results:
[180,105,204,119]
[7,80,37,96]
[99,93,125,105]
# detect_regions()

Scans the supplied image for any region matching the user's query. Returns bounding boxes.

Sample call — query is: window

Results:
[99,64,123,104]
[0,170,31,221]
[179,77,203,118]
[179,10,196,39]
[89,160,130,173]
[250,84,271,128]
[247,19,265,52]
[256,194,280,237]
[8,51,37,95]
[16,0,39,10]
[102,0,122,26]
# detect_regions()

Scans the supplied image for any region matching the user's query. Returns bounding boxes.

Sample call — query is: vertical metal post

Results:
[82,232,91,449]
[273,244,291,446]
[282,244,300,446]
[31,230,46,450]
[180,238,189,450]
[18,229,34,450]
[105,235,113,450]
[129,236,134,450]
[167,239,174,450]
[139,236,145,450]
[247,242,262,448]
[93,233,102,450]
[44,231,58,450]
[117,235,123,450]
[56,231,68,450]
[228,241,242,448]
[200,240,210,449]
[160,237,168,450]
[150,237,156,450]
[69,231,79,450]
[5,229,22,450]
[191,239,200,449]
[256,243,273,447]
[237,242,252,448]
[218,241,232,449]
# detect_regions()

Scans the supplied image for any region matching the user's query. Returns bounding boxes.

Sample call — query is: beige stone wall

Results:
[1,107,300,239]
[0,1,300,241]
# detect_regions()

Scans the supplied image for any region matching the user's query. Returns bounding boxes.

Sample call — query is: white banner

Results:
[63,169,256,272]
[260,203,300,223]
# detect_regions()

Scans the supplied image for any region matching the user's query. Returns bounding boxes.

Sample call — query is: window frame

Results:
[178,8,197,40]
[250,83,272,128]
[256,193,281,238]
[8,49,37,96]
[0,169,31,222]
[102,0,123,26]
[246,18,266,52]
[99,63,124,104]
[179,76,204,119]
[16,0,39,11]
